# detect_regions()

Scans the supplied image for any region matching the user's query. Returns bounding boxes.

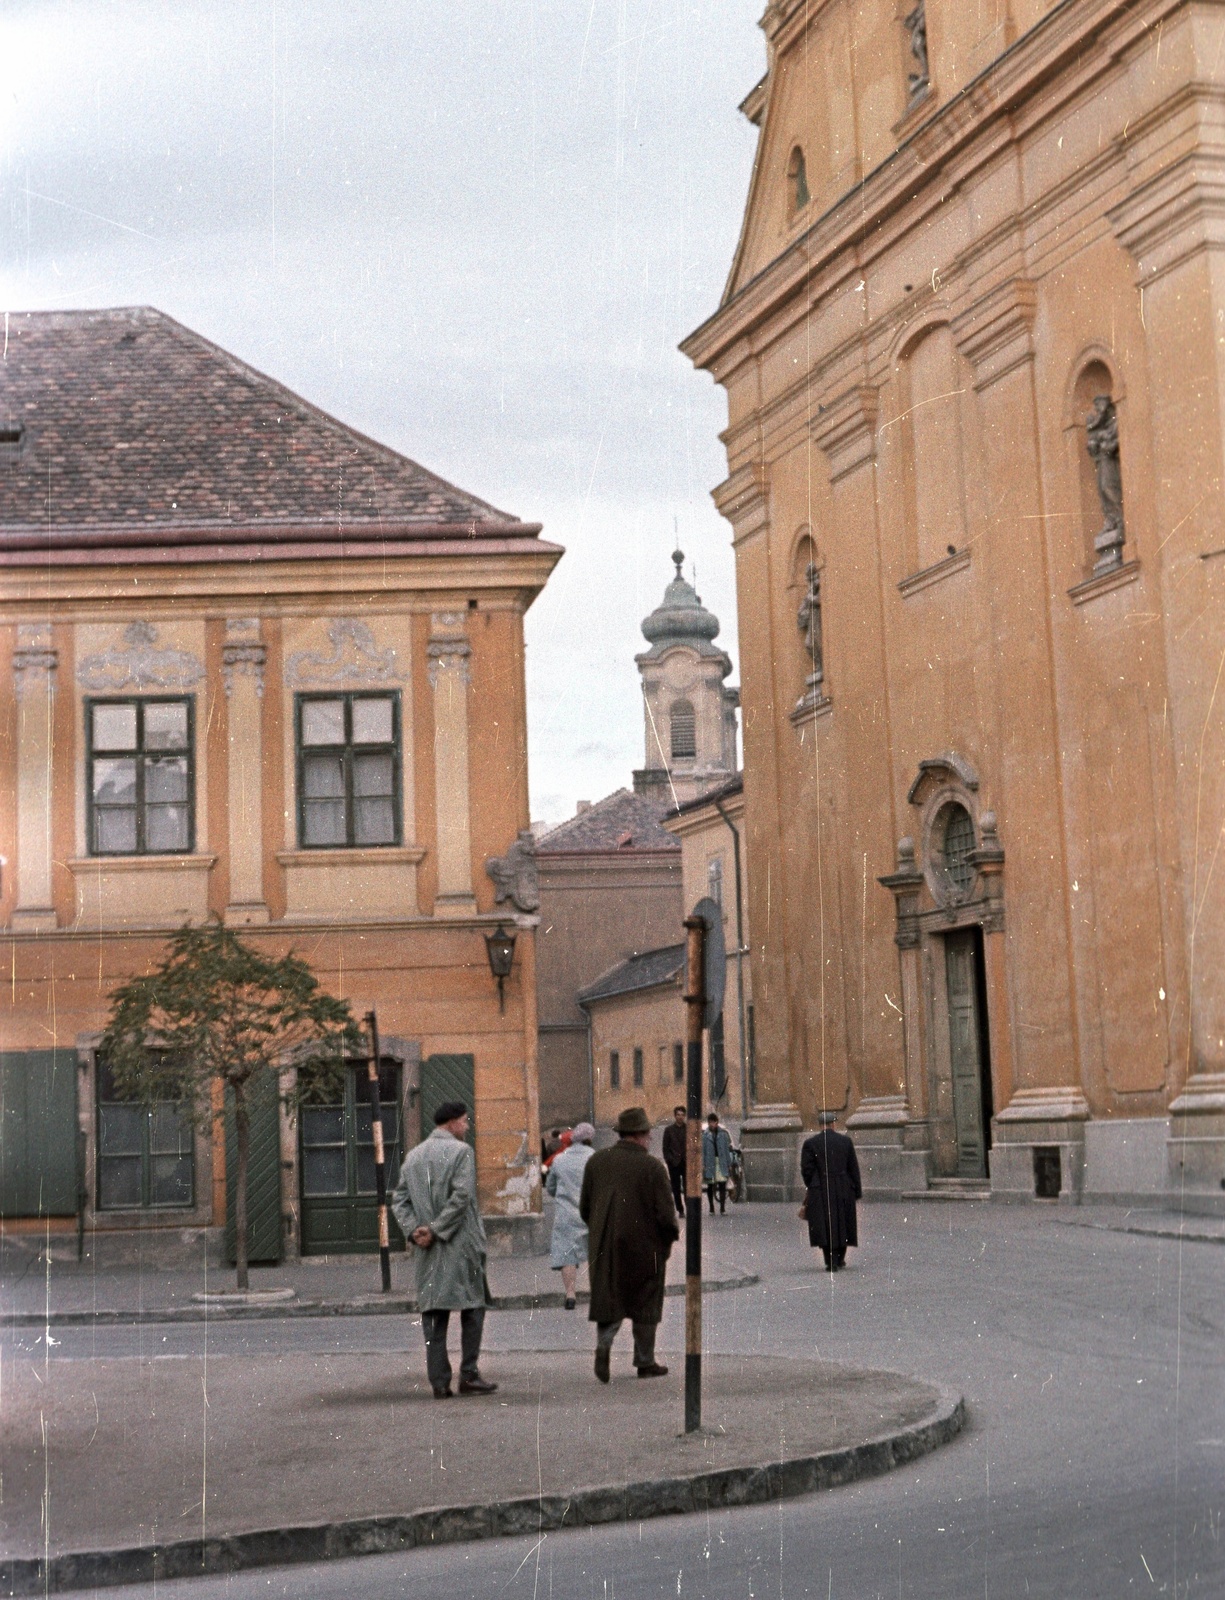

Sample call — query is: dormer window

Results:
[787,146,810,217]
[0,422,24,464]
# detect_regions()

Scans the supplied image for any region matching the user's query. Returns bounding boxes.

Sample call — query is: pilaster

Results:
[222,619,269,926]
[428,612,476,917]
[12,623,59,932]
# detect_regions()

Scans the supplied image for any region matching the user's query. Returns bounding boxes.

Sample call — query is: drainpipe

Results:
[714,795,749,1121]
[579,998,595,1125]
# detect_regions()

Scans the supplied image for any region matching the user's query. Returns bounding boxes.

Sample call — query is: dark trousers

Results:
[596,1318,657,1367]
[667,1164,685,1215]
[706,1181,727,1213]
[422,1306,485,1391]
[821,1249,847,1271]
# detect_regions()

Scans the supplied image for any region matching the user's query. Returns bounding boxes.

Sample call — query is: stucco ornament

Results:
[485,830,540,914]
[1085,396,1125,573]
[284,618,402,687]
[77,621,204,691]
[797,563,824,685]
[904,2,929,102]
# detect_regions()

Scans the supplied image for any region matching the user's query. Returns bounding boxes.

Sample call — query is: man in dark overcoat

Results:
[800,1110,863,1271]
[580,1104,679,1381]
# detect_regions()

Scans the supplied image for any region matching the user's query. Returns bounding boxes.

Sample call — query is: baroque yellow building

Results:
[684,0,1225,1209]
[0,308,560,1261]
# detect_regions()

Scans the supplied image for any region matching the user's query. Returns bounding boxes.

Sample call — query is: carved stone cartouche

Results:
[485,829,540,915]
[904,2,929,102]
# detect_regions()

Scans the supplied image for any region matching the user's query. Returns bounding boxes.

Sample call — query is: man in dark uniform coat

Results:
[661,1104,687,1217]
[580,1104,679,1381]
[801,1110,862,1271]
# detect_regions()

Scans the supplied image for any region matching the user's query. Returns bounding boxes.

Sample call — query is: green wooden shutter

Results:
[224,1073,283,1265]
[0,1050,78,1217]
[419,1054,476,1151]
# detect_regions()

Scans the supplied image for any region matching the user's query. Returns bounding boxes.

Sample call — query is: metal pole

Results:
[714,796,749,1121]
[683,913,705,1434]
[365,1009,392,1293]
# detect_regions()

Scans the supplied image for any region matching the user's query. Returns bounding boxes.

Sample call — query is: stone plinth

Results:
[739,1103,804,1202]
[990,1088,1089,1204]
[1167,1076,1225,1217]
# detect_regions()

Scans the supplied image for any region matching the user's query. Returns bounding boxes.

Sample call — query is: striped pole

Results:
[364,1009,392,1294]
[683,913,706,1434]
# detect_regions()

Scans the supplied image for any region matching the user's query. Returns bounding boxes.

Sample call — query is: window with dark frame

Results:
[633,1046,644,1087]
[296,692,401,849]
[96,1054,194,1211]
[673,1041,684,1083]
[609,1049,620,1090]
[86,698,194,856]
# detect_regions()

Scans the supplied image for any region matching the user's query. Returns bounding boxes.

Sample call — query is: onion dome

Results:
[641,550,721,646]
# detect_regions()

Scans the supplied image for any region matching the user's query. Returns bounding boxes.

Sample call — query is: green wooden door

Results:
[225,1074,283,1266]
[945,931,988,1179]
[300,1060,405,1255]
[419,1054,476,1151]
[0,1050,79,1217]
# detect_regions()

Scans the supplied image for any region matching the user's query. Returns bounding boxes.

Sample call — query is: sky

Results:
[0,0,763,827]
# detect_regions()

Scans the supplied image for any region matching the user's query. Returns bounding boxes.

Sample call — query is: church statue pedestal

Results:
[738,1103,804,1202]
[845,1096,929,1198]
[1167,1075,1225,1217]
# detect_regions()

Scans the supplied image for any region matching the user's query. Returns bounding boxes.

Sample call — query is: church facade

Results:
[0,308,560,1262]
[683,0,1225,1209]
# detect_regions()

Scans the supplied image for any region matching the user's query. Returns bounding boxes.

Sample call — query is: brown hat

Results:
[615,1106,651,1136]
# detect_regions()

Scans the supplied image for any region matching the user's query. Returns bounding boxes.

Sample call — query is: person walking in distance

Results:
[661,1104,687,1218]
[546,1120,596,1308]
[580,1105,679,1382]
[390,1100,497,1398]
[702,1111,733,1214]
[800,1110,863,1271]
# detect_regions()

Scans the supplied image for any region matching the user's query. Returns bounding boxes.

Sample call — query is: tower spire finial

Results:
[672,547,684,578]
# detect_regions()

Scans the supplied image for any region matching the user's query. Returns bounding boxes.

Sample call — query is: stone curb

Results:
[0,1387,965,1595]
[0,1272,759,1329]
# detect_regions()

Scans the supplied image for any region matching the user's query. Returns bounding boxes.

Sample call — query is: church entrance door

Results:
[944,929,993,1179]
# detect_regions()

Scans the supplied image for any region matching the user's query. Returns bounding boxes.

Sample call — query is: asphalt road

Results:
[6,1202,1222,1597]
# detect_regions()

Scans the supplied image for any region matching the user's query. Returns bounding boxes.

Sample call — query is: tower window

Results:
[670,700,696,760]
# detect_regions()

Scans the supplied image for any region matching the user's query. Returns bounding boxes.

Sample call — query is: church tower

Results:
[633,550,738,806]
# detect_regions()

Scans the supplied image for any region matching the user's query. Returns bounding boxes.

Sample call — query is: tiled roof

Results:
[536,789,680,853]
[577,943,686,1005]
[0,308,538,543]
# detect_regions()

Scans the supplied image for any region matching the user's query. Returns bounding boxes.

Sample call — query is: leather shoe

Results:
[458,1376,497,1395]
[564,1297,576,1310]
[636,1362,669,1378]
[432,1386,452,1399]
[594,1346,610,1384]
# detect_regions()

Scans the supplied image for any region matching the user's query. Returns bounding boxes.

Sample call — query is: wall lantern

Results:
[484,923,517,1012]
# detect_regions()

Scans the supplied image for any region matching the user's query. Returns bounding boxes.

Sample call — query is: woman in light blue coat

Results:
[546,1121,595,1308]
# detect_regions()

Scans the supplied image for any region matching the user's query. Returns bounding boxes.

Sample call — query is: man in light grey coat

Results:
[390,1100,496,1399]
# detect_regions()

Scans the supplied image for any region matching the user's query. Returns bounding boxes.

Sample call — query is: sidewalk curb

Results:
[0,1272,760,1329]
[0,1388,965,1595]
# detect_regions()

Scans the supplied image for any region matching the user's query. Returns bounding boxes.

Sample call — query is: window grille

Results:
[942,806,977,893]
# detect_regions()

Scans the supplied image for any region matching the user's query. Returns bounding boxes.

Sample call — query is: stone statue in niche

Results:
[904,2,929,103]
[797,563,824,686]
[1085,395,1125,574]
[485,830,540,915]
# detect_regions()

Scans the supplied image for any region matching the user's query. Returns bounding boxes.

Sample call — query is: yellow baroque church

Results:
[683,0,1225,1211]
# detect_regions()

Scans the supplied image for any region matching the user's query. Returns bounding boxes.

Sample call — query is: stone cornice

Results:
[711,462,771,544]
[951,279,1037,389]
[682,0,1185,373]
[1109,146,1225,284]
[810,386,879,481]
[0,546,563,610]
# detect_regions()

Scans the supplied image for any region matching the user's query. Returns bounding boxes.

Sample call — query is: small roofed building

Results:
[578,945,687,1131]
[534,789,682,1130]
[663,773,753,1122]
[0,306,560,1265]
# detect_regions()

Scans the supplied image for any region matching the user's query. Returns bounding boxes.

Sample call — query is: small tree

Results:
[100,920,362,1290]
